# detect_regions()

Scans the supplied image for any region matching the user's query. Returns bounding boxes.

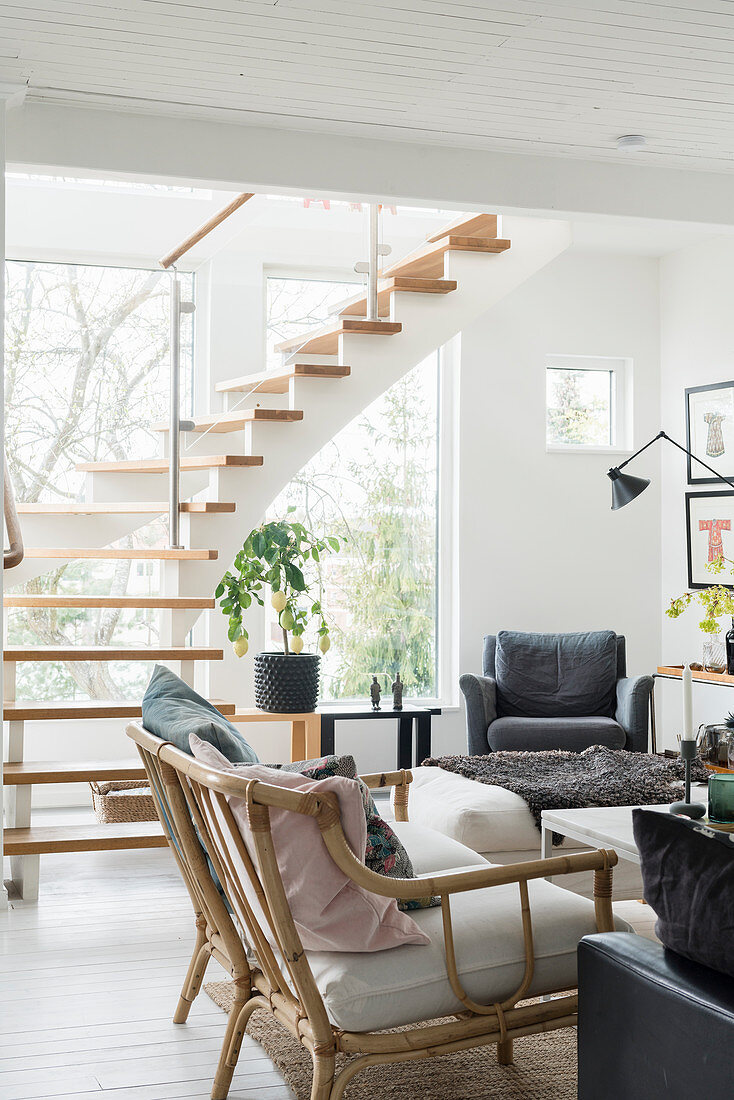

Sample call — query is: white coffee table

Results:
[540,785,709,866]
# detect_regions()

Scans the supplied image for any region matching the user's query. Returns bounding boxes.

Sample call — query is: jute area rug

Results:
[205,981,577,1099]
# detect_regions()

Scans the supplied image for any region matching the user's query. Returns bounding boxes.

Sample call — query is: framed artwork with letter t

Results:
[686,491,734,589]
[686,381,734,484]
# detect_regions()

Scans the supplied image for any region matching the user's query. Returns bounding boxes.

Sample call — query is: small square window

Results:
[546,356,629,449]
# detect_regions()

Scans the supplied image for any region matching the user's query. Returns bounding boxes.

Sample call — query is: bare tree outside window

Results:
[266,277,440,701]
[4,261,193,701]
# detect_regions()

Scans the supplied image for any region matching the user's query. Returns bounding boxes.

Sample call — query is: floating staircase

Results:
[3,209,571,903]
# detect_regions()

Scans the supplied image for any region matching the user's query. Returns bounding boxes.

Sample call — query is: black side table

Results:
[317,704,441,770]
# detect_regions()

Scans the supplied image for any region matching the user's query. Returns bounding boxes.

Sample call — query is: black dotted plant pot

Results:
[254,652,321,713]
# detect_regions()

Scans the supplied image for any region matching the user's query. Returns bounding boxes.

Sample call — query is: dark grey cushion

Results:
[142,664,258,764]
[494,630,618,718]
[488,716,626,753]
[633,808,734,980]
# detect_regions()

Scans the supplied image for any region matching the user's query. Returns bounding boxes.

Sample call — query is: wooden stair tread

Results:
[23,548,218,560]
[4,760,146,784]
[76,455,263,472]
[338,277,458,318]
[383,236,511,280]
[425,213,498,243]
[216,363,350,395]
[157,409,304,434]
[154,408,303,433]
[275,318,402,356]
[4,595,215,609]
[17,501,235,514]
[3,822,166,855]
[4,646,223,662]
[3,698,235,719]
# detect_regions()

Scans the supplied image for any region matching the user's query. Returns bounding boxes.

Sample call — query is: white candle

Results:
[682,663,694,740]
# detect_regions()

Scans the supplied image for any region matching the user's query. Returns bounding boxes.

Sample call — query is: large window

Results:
[546,355,629,449]
[266,277,441,701]
[4,260,193,701]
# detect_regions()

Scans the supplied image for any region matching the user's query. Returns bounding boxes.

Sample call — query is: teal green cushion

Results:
[142,665,259,764]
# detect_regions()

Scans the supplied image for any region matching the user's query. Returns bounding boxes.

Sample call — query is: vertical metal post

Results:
[367,202,379,321]
[168,270,182,550]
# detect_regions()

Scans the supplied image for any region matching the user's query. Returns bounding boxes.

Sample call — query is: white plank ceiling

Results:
[3,1,734,170]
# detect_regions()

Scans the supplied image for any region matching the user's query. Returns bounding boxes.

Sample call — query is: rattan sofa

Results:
[127,722,624,1100]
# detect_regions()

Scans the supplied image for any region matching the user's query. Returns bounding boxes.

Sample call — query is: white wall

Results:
[435,249,663,755]
[659,237,734,744]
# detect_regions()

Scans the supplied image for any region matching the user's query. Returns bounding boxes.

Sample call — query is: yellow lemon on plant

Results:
[271,590,287,612]
[318,635,331,654]
[290,635,304,654]
[232,636,249,658]
[280,607,295,631]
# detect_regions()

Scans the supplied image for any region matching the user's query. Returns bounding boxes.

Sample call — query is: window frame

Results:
[545,354,632,455]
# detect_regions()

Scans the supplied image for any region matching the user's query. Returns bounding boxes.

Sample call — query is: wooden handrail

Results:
[159,192,255,268]
[4,461,24,570]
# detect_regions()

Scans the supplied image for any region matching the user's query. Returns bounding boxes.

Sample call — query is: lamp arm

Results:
[617,430,734,492]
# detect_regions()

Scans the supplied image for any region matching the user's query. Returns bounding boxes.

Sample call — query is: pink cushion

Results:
[189,735,429,952]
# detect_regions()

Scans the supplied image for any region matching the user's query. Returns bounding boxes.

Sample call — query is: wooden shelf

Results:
[4,760,146,784]
[3,822,166,855]
[657,665,734,686]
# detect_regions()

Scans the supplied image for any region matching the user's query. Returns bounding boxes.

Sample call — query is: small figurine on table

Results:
[392,672,404,711]
[370,676,382,711]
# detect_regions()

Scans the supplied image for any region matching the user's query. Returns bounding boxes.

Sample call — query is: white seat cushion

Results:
[407,765,575,854]
[392,821,490,876]
[307,877,632,1032]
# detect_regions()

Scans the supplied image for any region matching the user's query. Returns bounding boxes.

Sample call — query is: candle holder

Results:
[670,739,707,819]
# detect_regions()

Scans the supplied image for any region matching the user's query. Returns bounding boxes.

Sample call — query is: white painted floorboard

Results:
[1,830,294,1100]
[0,812,655,1100]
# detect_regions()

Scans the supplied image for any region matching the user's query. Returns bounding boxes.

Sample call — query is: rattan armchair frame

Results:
[126,722,617,1100]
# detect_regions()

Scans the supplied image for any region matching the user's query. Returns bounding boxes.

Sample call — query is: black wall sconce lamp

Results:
[607,430,734,510]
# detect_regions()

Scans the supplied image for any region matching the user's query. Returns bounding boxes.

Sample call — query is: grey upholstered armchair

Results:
[460,630,653,756]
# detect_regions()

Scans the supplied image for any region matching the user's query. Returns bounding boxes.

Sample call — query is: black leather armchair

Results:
[578,933,734,1100]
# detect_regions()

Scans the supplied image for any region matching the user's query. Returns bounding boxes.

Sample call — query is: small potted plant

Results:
[666,556,734,672]
[215,517,341,713]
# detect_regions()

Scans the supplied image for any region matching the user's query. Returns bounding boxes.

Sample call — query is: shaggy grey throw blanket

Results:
[422,745,709,844]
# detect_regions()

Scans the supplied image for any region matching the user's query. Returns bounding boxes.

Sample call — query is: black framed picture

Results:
[686,380,734,484]
[686,491,734,589]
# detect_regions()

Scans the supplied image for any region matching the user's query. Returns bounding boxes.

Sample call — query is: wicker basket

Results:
[89,779,158,824]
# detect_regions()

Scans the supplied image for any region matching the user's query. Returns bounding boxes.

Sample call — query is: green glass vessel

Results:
[708,773,734,825]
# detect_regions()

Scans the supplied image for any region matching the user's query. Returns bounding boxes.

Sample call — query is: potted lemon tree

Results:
[215,517,341,712]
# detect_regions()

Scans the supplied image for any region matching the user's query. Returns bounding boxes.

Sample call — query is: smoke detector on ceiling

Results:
[616,135,647,151]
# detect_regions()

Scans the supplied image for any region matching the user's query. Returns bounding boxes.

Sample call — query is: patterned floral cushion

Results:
[257,753,438,910]
[357,780,439,911]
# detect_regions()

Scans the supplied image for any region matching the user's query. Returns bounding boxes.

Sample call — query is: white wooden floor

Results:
[0,813,656,1100]
[0,825,293,1100]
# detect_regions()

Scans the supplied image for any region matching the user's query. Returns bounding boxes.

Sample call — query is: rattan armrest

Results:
[319,809,618,901]
[358,769,413,790]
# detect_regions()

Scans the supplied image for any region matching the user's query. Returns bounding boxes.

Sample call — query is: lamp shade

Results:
[608,468,650,510]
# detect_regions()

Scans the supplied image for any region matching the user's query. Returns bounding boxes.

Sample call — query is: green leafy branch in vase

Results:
[215,514,342,657]
[666,554,734,634]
